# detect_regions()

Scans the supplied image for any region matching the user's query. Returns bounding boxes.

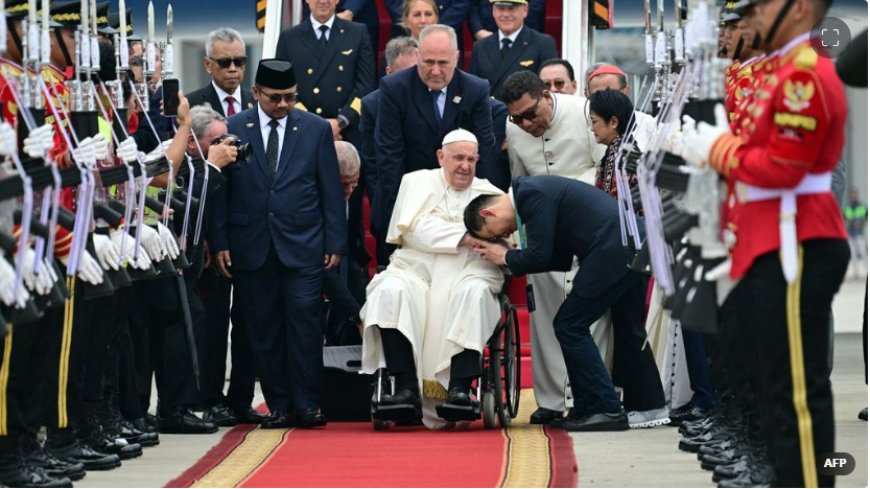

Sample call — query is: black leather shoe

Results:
[529,408,563,425]
[859,407,868,421]
[380,389,421,407]
[295,409,327,428]
[157,409,219,434]
[445,387,472,406]
[717,461,776,487]
[560,411,630,432]
[260,411,293,429]
[668,403,711,426]
[0,453,73,488]
[203,404,238,427]
[232,406,267,425]
[19,436,85,482]
[119,419,159,447]
[46,438,120,471]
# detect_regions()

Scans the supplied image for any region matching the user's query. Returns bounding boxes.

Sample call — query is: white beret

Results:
[442,128,478,147]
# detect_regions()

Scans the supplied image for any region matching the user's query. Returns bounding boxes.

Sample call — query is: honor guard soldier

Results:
[684,0,850,485]
[274,0,375,148]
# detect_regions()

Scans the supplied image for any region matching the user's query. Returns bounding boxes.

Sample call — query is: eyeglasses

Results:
[509,95,543,125]
[257,89,297,104]
[210,56,248,69]
[130,55,143,67]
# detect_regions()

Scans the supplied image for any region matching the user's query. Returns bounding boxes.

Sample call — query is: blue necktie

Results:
[431,90,442,127]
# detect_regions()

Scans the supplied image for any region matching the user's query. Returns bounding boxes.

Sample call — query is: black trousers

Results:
[739,239,849,488]
[234,244,323,413]
[379,328,481,387]
[196,268,257,410]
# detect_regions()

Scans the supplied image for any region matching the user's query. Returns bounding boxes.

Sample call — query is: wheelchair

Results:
[370,293,521,430]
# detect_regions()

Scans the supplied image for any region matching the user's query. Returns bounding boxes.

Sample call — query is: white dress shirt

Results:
[311,14,336,41]
[257,105,287,170]
[430,87,447,119]
[498,26,523,47]
[212,81,242,117]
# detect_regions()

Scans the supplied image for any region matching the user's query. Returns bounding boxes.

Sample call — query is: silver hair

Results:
[205,27,246,59]
[190,105,226,140]
[418,24,457,52]
[334,141,361,176]
[385,36,418,70]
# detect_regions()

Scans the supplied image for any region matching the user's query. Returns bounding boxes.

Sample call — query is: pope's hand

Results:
[472,240,509,266]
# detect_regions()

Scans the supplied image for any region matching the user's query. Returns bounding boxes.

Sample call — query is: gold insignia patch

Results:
[783,79,814,112]
[341,49,353,55]
[774,112,817,131]
[519,60,534,67]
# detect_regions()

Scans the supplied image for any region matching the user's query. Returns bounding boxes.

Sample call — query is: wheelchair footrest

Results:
[372,403,422,423]
[436,402,481,422]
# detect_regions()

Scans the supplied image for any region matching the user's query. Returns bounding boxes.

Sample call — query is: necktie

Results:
[267,119,280,177]
[318,25,329,52]
[431,90,442,126]
[501,38,512,59]
[225,96,236,117]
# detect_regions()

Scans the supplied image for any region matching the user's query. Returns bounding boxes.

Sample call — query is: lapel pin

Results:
[293,126,298,131]
[453,96,462,104]
[246,122,254,128]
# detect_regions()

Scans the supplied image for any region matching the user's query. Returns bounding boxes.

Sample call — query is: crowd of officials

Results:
[0,0,865,487]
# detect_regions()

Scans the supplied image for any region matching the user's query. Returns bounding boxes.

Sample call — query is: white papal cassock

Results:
[360,168,504,428]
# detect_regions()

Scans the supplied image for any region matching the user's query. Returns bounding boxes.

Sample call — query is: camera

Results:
[211,133,253,164]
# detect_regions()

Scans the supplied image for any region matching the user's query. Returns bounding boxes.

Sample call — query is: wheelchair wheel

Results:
[482,389,498,429]
[491,326,510,428]
[504,304,522,419]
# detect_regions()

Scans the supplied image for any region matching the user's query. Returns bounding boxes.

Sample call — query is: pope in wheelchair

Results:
[360,129,505,429]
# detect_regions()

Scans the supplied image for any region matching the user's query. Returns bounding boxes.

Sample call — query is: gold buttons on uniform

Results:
[316,108,322,114]
[336,86,342,93]
[313,87,320,94]
[338,65,344,72]
[307,68,314,75]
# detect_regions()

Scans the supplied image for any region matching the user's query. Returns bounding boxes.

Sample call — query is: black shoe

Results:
[0,454,72,488]
[144,413,157,430]
[260,411,293,429]
[668,403,710,426]
[529,407,563,425]
[119,419,159,448]
[295,408,327,428]
[232,406,267,425]
[18,436,85,482]
[46,437,121,471]
[560,411,630,432]
[445,387,472,406]
[859,407,868,421]
[380,389,421,408]
[717,461,776,487]
[203,404,238,427]
[157,409,219,434]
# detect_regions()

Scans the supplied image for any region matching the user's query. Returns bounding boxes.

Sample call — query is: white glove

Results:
[20,247,52,296]
[22,124,54,159]
[139,224,166,261]
[109,228,151,270]
[131,243,154,270]
[72,137,97,166]
[682,104,730,167]
[91,133,110,161]
[144,139,174,162]
[116,138,139,163]
[93,234,121,271]
[0,255,29,308]
[156,223,179,260]
[0,122,17,156]
[74,250,104,285]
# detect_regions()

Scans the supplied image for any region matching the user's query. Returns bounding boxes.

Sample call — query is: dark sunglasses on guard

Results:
[210,56,248,69]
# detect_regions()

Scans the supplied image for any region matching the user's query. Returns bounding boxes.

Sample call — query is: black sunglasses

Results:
[509,95,543,125]
[210,56,247,69]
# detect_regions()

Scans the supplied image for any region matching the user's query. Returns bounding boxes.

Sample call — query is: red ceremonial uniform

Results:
[0,59,24,124]
[709,34,848,279]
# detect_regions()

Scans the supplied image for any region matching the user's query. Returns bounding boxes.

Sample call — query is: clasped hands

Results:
[460,233,512,266]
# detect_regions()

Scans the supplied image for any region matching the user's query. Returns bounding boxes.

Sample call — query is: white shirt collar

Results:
[311,14,336,34]
[212,81,241,105]
[257,105,287,130]
[499,26,523,45]
[774,31,811,57]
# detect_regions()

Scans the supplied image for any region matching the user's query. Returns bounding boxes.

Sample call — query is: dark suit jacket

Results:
[359,89,379,197]
[210,108,347,271]
[372,67,495,232]
[489,97,511,191]
[274,17,374,130]
[185,83,254,118]
[469,27,557,100]
[505,176,643,298]
[468,0,546,35]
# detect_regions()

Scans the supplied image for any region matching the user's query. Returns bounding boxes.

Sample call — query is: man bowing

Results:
[211,59,347,429]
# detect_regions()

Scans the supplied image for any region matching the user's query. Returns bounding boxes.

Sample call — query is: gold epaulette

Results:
[794,44,818,70]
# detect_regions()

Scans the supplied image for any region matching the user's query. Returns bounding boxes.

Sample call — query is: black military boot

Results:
[45,428,121,471]
[81,402,142,460]
[18,434,85,482]
[0,440,72,488]
[99,394,158,448]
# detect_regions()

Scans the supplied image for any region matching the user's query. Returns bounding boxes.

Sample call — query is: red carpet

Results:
[169,392,577,488]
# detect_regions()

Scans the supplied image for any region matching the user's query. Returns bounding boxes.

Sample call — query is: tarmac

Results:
[75,278,869,488]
